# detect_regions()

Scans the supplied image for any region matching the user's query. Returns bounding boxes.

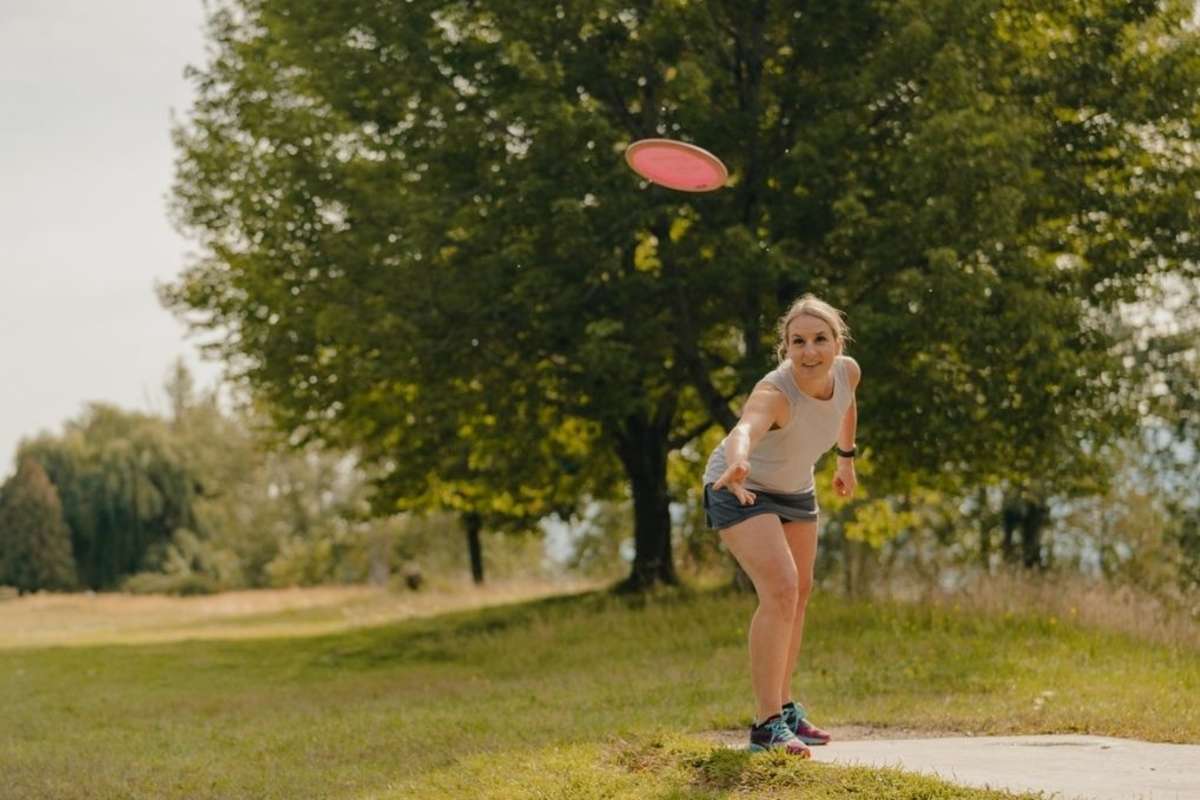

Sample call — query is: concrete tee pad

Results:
[809,735,1200,800]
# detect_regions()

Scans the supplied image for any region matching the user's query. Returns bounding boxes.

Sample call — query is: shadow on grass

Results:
[306,581,734,671]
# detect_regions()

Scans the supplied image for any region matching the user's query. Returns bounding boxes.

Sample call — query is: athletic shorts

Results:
[703,483,819,530]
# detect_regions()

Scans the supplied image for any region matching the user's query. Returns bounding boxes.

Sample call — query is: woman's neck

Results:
[791,365,834,400]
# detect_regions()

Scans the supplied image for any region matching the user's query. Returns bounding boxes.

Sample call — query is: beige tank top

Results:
[703,356,852,494]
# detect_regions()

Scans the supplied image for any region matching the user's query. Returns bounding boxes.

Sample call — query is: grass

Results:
[1,581,1197,799]
[0,577,603,648]
[917,569,1200,652]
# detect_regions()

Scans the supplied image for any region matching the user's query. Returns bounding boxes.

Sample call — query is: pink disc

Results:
[624,139,728,192]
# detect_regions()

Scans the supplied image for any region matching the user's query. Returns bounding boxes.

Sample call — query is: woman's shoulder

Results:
[753,364,798,410]
[837,355,861,390]
[761,361,798,394]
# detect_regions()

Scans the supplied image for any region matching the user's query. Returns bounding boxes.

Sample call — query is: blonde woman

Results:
[702,294,859,756]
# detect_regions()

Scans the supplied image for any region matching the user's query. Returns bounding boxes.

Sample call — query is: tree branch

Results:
[668,417,718,451]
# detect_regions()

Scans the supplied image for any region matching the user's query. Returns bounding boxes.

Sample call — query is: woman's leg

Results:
[719,513,799,722]
[779,518,819,704]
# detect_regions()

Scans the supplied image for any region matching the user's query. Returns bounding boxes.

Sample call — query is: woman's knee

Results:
[757,570,800,613]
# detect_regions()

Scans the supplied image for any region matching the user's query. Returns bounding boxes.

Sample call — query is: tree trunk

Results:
[613,413,678,592]
[978,486,992,573]
[1020,501,1047,570]
[1001,496,1048,571]
[1001,498,1021,565]
[463,511,484,585]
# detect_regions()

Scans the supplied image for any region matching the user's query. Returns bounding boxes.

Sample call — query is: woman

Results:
[702,294,859,756]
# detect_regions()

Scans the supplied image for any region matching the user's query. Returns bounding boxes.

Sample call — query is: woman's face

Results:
[786,314,841,380]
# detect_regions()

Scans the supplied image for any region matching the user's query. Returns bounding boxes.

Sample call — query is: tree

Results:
[167,0,1200,589]
[0,457,77,593]
[20,406,202,590]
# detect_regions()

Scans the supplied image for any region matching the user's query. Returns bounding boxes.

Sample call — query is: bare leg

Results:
[779,519,818,705]
[719,514,799,722]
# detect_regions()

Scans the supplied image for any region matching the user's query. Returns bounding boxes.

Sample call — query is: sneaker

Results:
[782,702,831,746]
[748,713,811,757]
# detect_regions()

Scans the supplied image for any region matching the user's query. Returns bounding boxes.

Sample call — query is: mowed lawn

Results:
[1,583,1197,799]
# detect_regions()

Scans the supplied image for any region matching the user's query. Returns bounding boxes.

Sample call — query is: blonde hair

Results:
[775,294,851,362]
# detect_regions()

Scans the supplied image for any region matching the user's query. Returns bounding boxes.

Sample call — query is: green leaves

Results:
[0,458,77,593]
[167,0,1200,577]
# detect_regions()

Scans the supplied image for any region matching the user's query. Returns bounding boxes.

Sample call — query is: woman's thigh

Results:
[720,513,798,595]
[782,518,819,587]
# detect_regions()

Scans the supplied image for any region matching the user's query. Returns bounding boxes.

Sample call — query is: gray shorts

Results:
[703,483,819,530]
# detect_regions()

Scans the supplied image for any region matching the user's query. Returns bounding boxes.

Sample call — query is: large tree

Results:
[20,406,203,590]
[0,457,78,593]
[167,0,1200,588]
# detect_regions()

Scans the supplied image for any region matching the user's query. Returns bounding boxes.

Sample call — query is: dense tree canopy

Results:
[19,406,202,590]
[0,457,77,593]
[167,0,1200,588]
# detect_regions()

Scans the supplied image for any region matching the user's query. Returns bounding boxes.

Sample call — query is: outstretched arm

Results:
[712,382,788,505]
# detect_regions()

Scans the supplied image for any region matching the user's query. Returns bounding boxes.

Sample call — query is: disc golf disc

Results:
[624,138,728,192]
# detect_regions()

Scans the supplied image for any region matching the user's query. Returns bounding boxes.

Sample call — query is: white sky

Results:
[0,0,223,479]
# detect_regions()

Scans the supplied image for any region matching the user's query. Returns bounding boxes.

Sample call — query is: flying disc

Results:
[624,138,728,192]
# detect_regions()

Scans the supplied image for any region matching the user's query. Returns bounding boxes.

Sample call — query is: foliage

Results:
[161,376,407,590]
[19,406,202,590]
[166,0,1200,588]
[0,457,77,593]
[16,364,411,593]
[1134,277,1200,592]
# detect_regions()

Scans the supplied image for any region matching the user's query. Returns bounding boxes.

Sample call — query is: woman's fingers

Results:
[714,462,749,492]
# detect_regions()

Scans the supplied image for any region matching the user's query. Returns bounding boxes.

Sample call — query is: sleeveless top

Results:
[702,356,853,494]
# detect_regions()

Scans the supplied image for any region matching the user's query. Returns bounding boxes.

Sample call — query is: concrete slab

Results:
[809,735,1200,800]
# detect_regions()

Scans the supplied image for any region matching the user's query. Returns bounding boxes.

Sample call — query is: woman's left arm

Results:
[833,357,860,497]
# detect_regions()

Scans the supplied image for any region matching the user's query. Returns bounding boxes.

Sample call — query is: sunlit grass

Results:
[0,577,602,648]
[1,583,1196,798]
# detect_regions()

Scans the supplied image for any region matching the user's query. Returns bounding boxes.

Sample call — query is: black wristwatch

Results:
[834,445,856,458]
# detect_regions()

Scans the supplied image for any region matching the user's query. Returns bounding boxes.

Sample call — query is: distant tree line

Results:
[0,364,409,594]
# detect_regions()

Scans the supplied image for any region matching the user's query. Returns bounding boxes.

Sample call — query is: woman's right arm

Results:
[712,382,789,505]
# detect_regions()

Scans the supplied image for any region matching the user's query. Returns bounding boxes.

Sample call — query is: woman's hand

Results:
[713,460,756,505]
[833,458,857,498]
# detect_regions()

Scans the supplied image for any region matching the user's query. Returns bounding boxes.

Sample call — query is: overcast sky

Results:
[1,0,223,479]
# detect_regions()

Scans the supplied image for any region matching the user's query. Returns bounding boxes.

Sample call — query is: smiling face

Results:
[786,313,842,382]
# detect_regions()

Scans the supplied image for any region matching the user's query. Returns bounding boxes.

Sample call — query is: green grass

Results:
[1,585,1197,799]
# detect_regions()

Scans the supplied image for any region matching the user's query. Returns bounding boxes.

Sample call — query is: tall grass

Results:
[888,569,1200,652]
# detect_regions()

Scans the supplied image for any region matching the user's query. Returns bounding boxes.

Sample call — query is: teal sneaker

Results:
[748,713,811,757]
[782,701,831,745]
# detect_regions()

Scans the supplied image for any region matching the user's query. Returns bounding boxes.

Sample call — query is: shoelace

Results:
[766,715,798,743]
